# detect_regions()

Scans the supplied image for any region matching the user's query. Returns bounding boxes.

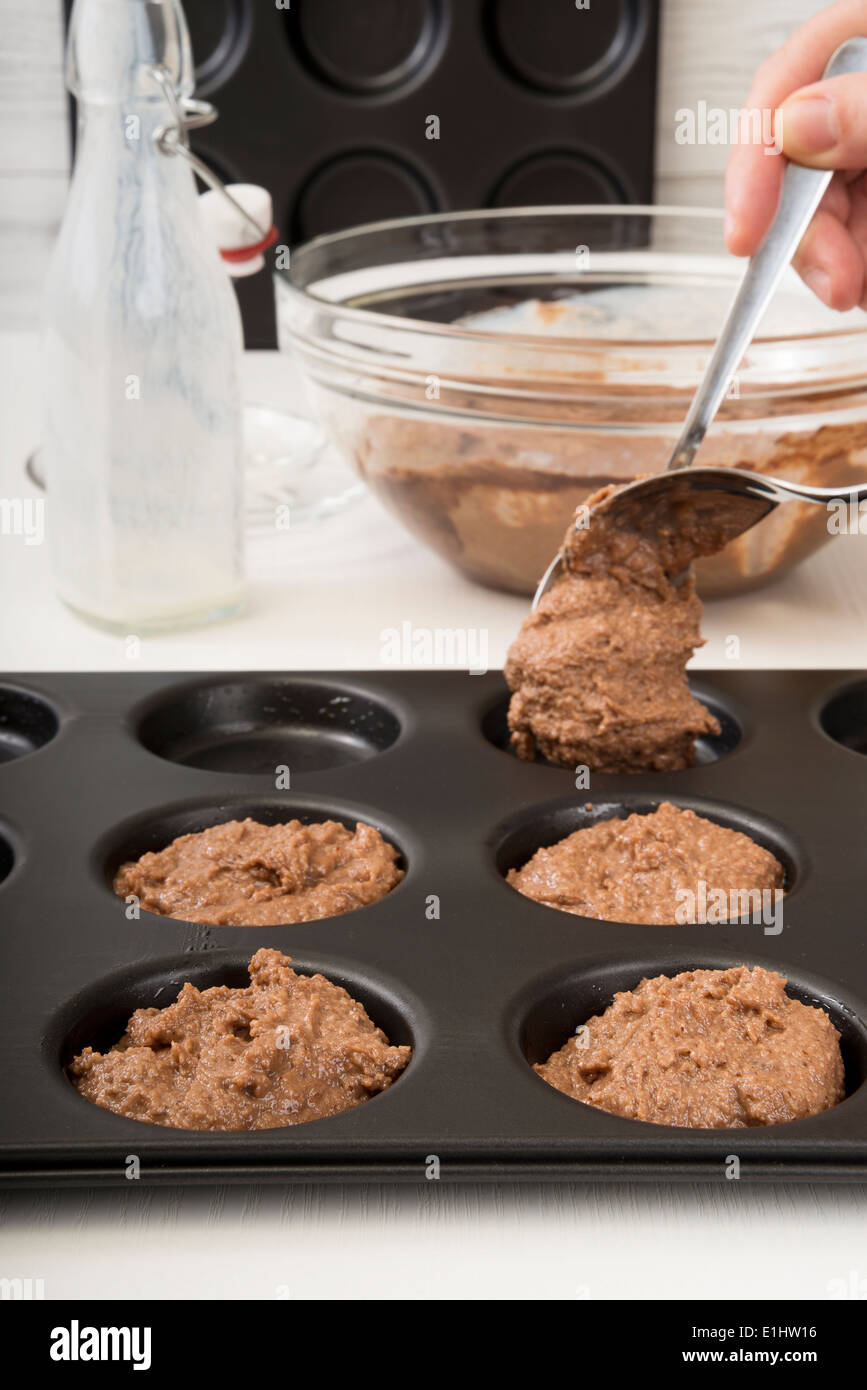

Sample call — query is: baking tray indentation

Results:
[133,675,402,776]
[817,678,867,759]
[484,0,643,97]
[0,683,60,765]
[285,0,445,96]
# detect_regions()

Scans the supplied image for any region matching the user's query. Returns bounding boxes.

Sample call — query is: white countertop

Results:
[3,337,867,674]
[2,332,866,1301]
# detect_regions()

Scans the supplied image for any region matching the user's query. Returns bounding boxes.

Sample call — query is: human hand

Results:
[726,0,867,310]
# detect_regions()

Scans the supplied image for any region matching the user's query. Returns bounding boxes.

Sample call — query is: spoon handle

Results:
[770,478,867,506]
[667,36,867,472]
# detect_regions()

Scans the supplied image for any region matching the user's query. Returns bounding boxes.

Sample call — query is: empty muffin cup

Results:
[0,684,60,764]
[133,677,401,775]
[285,0,444,95]
[0,830,14,888]
[819,679,867,758]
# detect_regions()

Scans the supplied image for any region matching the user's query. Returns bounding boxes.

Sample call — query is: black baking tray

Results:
[1,668,867,1186]
[62,0,661,345]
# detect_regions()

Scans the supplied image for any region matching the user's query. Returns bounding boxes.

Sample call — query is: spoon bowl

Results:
[533,467,867,608]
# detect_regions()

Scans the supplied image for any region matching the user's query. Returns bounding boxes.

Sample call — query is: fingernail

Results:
[803,267,832,304]
[782,96,837,154]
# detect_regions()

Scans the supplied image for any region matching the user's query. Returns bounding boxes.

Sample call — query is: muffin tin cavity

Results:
[291,151,438,243]
[494,794,800,915]
[0,685,59,764]
[286,0,444,95]
[56,950,416,1122]
[510,955,867,1107]
[134,678,401,775]
[481,686,743,770]
[485,0,640,95]
[182,0,253,95]
[0,832,14,888]
[819,679,867,758]
[489,150,625,207]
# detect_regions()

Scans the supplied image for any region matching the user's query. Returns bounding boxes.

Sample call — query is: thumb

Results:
[780,72,867,169]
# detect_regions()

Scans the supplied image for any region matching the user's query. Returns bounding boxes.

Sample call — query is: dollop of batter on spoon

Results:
[505,481,731,772]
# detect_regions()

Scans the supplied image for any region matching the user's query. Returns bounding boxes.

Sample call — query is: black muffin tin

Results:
[2,668,867,1187]
[63,0,660,345]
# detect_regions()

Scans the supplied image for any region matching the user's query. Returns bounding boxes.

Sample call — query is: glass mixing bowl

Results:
[275,206,867,596]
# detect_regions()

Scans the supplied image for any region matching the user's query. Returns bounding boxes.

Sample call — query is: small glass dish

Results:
[27,406,365,539]
[242,402,364,535]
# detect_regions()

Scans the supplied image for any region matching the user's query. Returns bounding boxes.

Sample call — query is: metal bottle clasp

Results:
[149,64,271,242]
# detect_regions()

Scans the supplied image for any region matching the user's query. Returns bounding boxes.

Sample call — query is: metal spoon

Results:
[533,35,867,608]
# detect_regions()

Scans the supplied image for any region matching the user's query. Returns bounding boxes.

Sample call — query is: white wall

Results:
[0,0,831,328]
[655,0,831,206]
[0,0,68,327]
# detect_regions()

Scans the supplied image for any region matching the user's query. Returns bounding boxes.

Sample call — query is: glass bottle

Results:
[41,0,244,631]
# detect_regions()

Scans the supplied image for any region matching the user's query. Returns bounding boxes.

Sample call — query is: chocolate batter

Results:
[358,399,867,598]
[506,802,784,925]
[113,818,403,927]
[68,948,411,1130]
[535,966,844,1128]
[505,481,730,771]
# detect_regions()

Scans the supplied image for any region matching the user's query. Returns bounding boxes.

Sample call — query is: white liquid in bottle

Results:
[41,0,245,631]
